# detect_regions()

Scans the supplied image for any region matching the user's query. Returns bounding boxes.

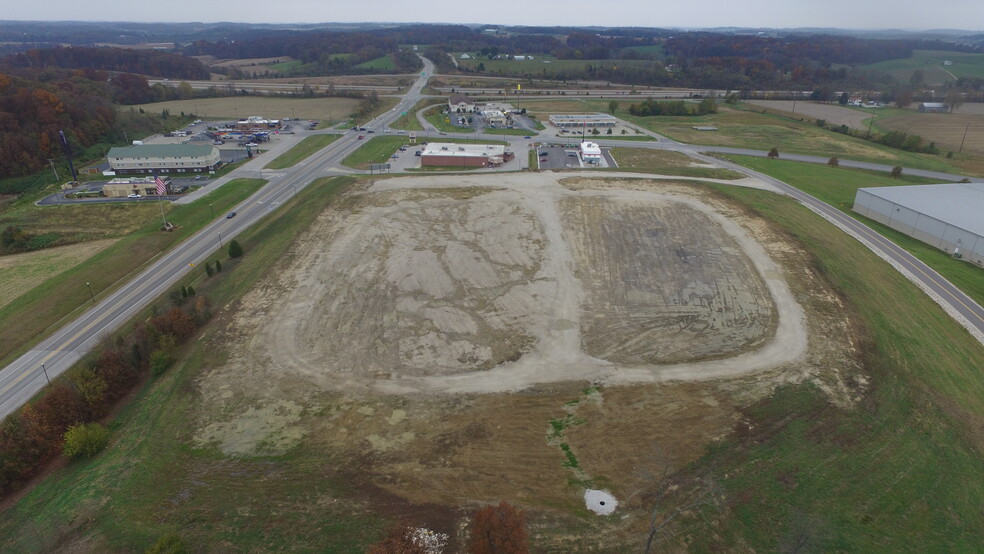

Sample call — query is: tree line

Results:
[1,46,210,80]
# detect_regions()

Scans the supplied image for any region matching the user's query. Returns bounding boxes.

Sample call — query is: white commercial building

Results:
[579,141,603,163]
[853,183,984,266]
[420,143,509,167]
[481,109,508,126]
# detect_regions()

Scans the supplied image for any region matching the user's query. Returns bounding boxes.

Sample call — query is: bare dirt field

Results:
[193,172,862,547]
[0,239,117,310]
[746,100,873,130]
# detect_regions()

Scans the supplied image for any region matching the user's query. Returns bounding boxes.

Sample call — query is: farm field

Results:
[3,168,984,551]
[878,110,984,157]
[745,100,873,130]
[128,96,362,123]
[856,50,984,85]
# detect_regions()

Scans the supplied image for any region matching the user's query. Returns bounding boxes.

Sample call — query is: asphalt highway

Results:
[1,56,981,419]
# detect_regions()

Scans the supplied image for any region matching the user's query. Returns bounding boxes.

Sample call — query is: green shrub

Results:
[149,350,174,376]
[145,533,187,554]
[228,239,243,258]
[62,423,110,458]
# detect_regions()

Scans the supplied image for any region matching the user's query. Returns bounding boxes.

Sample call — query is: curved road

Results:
[1,56,982,419]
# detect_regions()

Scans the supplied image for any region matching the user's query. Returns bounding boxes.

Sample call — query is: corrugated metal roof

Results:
[107,144,217,158]
[858,183,984,235]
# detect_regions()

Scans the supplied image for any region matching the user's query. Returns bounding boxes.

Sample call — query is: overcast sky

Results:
[5,0,983,31]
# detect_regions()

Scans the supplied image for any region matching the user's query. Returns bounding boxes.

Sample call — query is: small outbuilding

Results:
[918,102,948,113]
[853,182,984,266]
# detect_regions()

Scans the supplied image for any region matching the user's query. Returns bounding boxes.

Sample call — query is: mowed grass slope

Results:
[678,184,984,550]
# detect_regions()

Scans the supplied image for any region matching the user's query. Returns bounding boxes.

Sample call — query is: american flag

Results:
[154,176,167,196]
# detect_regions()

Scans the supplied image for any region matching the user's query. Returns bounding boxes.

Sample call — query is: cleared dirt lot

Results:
[193,172,861,547]
[746,100,872,129]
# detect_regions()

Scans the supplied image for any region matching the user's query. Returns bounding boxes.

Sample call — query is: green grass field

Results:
[264,134,341,169]
[356,55,396,71]
[388,99,433,131]
[341,136,409,168]
[677,183,984,550]
[610,148,744,179]
[0,179,266,367]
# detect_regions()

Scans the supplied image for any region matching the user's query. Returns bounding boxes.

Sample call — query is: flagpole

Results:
[154,174,167,229]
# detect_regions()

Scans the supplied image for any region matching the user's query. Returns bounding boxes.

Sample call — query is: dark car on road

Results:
[226,212,237,219]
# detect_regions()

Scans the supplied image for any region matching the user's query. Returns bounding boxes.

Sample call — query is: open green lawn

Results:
[679,183,984,551]
[0,179,266,367]
[610,148,744,179]
[726,154,984,309]
[388,99,433,131]
[356,55,395,70]
[264,134,341,169]
[341,136,409,168]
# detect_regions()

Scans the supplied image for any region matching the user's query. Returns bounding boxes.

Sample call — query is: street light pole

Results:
[85,282,94,303]
[209,203,215,218]
[41,363,50,386]
[218,232,223,248]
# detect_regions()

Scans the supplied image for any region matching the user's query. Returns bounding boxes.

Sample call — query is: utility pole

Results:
[959,121,970,153]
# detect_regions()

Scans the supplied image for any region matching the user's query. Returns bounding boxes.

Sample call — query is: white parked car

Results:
[127,193,141,198]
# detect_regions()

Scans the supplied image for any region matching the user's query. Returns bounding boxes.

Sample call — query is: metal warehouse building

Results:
[853,183,984,266]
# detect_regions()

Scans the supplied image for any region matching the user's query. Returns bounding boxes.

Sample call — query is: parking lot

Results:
[535,143,615,170]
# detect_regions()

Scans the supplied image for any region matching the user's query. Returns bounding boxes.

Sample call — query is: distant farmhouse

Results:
[107,144,221,176]
[853,183,984,266]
